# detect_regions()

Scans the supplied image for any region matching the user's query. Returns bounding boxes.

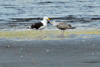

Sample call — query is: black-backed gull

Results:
[28,17,50,36]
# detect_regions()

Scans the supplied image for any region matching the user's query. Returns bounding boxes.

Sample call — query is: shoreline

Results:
[0,29,100,40]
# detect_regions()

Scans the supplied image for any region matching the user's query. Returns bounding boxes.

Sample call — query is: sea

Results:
[0,0,100,30]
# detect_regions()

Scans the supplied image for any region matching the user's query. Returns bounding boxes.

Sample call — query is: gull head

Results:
[50,21,59,26]
[43,16,50,21]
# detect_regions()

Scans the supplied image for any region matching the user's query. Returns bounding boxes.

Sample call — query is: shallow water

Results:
[0,0,100,30]
[0,37,100,67]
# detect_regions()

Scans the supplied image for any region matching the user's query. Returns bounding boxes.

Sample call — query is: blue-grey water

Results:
[0,37,100,67]
[0,0,100,30]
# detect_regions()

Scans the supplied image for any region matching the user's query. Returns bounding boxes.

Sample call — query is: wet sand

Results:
[0,29,100,40]
[0,32,100,67]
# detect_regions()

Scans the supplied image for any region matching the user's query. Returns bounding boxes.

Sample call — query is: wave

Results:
[9,15,100,23]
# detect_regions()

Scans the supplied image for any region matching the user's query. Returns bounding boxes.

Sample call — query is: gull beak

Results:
[48,18,50,20]
[50,21,53,24]
[50,21,52,23]
[50,21,54,23]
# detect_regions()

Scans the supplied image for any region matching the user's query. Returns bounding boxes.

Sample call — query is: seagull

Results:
[28,17,50,37]
[50,21,75,37]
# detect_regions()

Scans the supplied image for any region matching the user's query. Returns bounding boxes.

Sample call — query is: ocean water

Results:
[0,37,100,67]
[0,0,100,30]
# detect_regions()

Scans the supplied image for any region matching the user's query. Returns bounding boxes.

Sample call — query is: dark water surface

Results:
[0,0,100,30]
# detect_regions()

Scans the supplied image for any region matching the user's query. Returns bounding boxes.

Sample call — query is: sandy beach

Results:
[0,29,100,67]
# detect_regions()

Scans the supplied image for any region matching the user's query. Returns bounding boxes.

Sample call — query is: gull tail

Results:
[27,24,35,29]
[69,27,76,29]
[68,24,76,29]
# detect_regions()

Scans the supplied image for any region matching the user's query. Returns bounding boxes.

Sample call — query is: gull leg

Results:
[60,30,64,38]
[40,30,43,37]
[62,30,64,38]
